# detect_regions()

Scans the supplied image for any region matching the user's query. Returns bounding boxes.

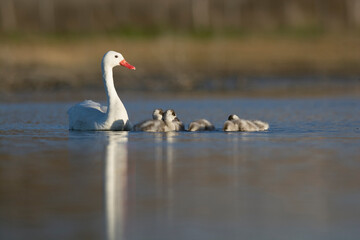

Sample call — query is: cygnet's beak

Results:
[120,59,136,70]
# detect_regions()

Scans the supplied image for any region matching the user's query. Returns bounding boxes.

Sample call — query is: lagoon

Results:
[1,96,359,240]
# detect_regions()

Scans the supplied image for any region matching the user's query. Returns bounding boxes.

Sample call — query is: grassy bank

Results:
[0,33,359,93]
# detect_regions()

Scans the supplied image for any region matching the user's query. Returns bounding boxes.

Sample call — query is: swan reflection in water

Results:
[104,132,129,240]
[104,131,177,240]
[67,131,129,240]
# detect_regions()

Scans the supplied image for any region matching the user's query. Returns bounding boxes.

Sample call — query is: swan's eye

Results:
[115,55,118,58]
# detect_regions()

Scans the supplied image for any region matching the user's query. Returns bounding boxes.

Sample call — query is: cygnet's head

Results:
[228,114,240,121]
[102,50,136,70]
[152,108,164,120]
[163,109,177,122]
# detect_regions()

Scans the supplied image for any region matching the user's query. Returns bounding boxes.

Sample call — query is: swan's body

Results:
[223,114,269,132]
[133,109,166,132]
[68,51,135,131]
[188,119,215,132]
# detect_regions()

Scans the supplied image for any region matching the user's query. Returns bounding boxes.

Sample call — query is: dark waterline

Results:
[0,97,360,240]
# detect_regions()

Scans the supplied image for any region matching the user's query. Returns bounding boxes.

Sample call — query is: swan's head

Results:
[228,114,240,121]
[163,109,177,122]
[102,51,136,70]
[152,108,164,120]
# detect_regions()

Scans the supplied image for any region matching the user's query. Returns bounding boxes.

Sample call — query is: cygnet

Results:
[223,114,269,132]
[163,109,185,131]
[133,108,166,132]
[152,108,164,120]
[188,119,215,132]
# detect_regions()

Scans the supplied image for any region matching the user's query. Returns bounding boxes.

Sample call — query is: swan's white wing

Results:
[68,100,106,130]
[70,100,105,112]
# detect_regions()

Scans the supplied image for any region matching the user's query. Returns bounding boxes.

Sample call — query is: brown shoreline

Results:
[1,35,359,94]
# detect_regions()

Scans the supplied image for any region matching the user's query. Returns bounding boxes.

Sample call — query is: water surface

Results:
[0,97,359,240]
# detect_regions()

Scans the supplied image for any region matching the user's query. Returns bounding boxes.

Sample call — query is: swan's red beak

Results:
[120,59,136,70]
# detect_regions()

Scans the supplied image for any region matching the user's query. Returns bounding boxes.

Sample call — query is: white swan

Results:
[68,51,135,131]
[223,114,269,132]
[188,119,215,131]
[133,108,166,132]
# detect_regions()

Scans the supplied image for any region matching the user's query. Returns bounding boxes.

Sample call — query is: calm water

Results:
[0,96,360,240]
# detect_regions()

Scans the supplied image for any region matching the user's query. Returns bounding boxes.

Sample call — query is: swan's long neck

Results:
[103,64,119,111]
[102,64,126,120]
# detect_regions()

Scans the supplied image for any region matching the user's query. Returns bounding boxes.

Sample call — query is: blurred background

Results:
[0,0,359,98]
